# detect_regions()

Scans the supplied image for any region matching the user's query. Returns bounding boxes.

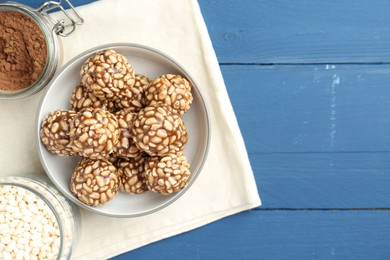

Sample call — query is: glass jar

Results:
[0,176,79,259]
[0,1,83,99]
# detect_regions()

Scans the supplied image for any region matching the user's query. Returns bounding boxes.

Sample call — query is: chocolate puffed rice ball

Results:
[80,49,135,101]
[144,152,191,195]
[116,74,150,112]
[70,158,119,206]
[145,74,193,115]
[131,103,188,156]
[117,155,149,194]
[69,108,119,159]
[70,82,115,112]
[40,109,77,156]
[114,109,142,158]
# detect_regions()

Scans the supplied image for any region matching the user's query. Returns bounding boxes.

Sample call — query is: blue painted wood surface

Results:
[200,1,390,64]
[13,0,390,259]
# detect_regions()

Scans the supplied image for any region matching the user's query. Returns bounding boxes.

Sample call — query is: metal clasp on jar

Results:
[37,0,84,37]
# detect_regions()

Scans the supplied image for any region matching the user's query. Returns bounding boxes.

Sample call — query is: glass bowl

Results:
[0,2,60,99]
[0,176,79,259]
[0,1,83,99]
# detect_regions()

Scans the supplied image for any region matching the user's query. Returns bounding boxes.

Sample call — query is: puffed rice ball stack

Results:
[40,48,198,208]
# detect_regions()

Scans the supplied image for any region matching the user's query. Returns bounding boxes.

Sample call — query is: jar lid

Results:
[0,1,83,100]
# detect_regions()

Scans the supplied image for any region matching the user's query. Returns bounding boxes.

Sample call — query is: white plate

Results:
[36,43,210,217]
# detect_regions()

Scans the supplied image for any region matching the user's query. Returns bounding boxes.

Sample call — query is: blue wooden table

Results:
[16,0,390,259]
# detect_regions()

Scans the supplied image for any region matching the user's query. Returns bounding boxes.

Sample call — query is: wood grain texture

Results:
[114,210,390,260]
[222,64,390,209]
[252,153,390,209]
[198,0,390,63]
[221,64,390,153]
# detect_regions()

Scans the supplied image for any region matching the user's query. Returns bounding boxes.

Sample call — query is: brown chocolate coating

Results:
[69,108,119,159]
[145,74,193,115]
[144,152,190,195]
[114,109,142,158]
[70,158,120,206]
[80,49,135,101]
[131,103,188,156]
[40,110,77,156]
[117,155,149,194]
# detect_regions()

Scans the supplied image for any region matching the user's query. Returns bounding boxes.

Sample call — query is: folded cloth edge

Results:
[81,202,260,259]
[190,0,262,206]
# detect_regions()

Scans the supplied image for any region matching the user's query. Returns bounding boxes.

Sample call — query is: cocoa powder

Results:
[0,11,47,92]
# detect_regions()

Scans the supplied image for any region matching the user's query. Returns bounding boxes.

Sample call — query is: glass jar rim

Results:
[0,176,66,257]
[0,3,60,100]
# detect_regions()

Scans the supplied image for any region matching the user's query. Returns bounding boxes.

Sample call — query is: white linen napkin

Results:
[0,0,261,258]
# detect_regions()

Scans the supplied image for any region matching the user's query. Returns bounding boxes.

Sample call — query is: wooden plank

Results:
[251,152,390,209]
[221,64,390,153]
[198,0,390,63]
[113,209,390,259]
